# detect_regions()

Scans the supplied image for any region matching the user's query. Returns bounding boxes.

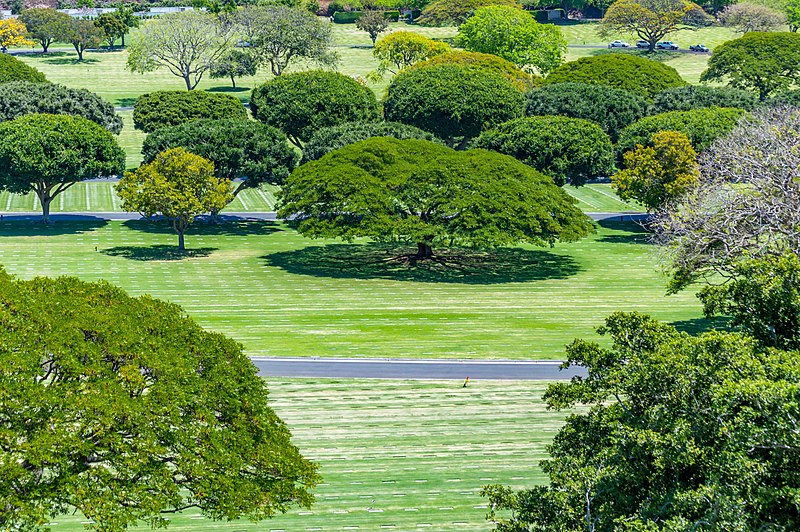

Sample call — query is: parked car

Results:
[608,40,630,48]
[656,41,679,50]
[689,44,709,53]
[636,40,650,49]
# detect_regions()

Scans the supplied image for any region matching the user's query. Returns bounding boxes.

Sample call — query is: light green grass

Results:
[116,110,147,169]
[565,184,643,212]
[43,379,567,531]
[0,219,704,359]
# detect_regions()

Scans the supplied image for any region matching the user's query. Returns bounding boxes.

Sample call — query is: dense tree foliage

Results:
[544,54,686,99]
[651,85,758,113]
[455,6,566,75]
[701,32,800,100]
[127,11,233,91]
[719,2,787,33]
[383,63,525,148]
[278,137,594,258]
[142,119,298,197]
[250,71,380,148]
[209,49,257,88]
[94,12,127,49]
[473,116,615,186]
[118,148,233,251]
[0,53,47,84]
[612,130,699,211]
[302,121,440,162]
[0,114,125,223]
[526,82,648,140]
[356,10,389,45]
[416,0,521,26]
[484,311,800,531]
[412,50,538,91]
[600,0,709,50]
[0,270,319,530]
[768,88,800,106]
[133,90,247,133]
[19,8,72,53]
[66,18,104,61]
[0,18,33,49]
[372,31,451,76]
[0,82,121,133]
[617,107,745,154]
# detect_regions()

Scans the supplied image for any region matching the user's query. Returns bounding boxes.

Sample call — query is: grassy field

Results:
[0,182,640,213]
[42,378,567,531]
[0,219,700,360]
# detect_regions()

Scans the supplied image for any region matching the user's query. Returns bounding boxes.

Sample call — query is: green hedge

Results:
[332,10,400,23]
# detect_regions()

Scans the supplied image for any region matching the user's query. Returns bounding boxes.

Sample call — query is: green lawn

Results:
[0,219,703,360]
[42,378,567,531]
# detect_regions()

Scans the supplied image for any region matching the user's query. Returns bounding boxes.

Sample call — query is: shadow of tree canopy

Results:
[263,243,582,284]
[42,57,99,65]
[597,219,653,245]
[122,219,282,238]
[671,316,733,336]
[0,217,108,236]
[587,49,683,62]
[102,245,217,261]
[115,97,137,108]
[207,86,251,94]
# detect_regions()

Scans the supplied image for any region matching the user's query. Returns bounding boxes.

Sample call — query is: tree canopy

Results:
[278,137,594,259]
[651,85,759,113]
[701,31,800,100]
[472,116,616,186]
[19,8,72,53]
[0,53,47,84]
[600,0,709,50]
[66,18,104,61]
[0,114,125,224]
[372,31,451,76]
[142,119,298,196]
[302,121,441,162]
[455,6,566,75]
[411,50,538,91]
[133,90,247,133]
[416,0,521,26]
[94,11,128,49]
[0,18,33,49]
[0,82,122,133]
[0,269,319,530]
[117,148,233,251]
[719,2,787,33]
[484,311,800,531]
[250,70,380,148]
[356,10,389,45]
[525,82,648,140]
[383,63,525,148]
[209,49,257,88]
[543,54,686,99]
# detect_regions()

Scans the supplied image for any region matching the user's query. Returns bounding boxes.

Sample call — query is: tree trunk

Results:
[121,33,125,47]
[230,74,236,88]
[40,195,52,225]
[183,75,193,91]
[76,47,83,61]
[42,41,49,53]
[177,229,185,252]
[416,242,433,259]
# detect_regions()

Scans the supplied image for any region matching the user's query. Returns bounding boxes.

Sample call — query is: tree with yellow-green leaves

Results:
[0,18,33,49]
[601,0,710,51]
[612,130,699,211]
[117,148,233,251]
[372,31,450,76]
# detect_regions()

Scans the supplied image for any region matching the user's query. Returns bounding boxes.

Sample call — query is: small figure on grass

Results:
[463,376,470,388]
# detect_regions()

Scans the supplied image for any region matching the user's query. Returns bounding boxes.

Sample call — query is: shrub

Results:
[250,70,380,148]
[132,91,247,133]
[767,89,800,107]
[617,107,746,154]
[302,121,441,162]
[383,63,525,148]
[0,82,121,133]
[472,116,616,186]
[412,50,539,91]
[526,82,648,141]
[0,53,47,84]
[543,54,686,99]
[651,85,759,113]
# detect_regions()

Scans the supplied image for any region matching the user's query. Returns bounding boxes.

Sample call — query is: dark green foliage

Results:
[209,49,258,88]
[332,10,400,22]
[0,82,122,133]
[94,12,128,49]
[383,63,525,148]
[651,85,759,113]
[279,137,593,258]
[472,116,615,186]
[543,54,686,99]
[525,82,648,140]
[250,70,380,148]
[484,311,800,531]
[302,121,441,162]
[617,107,746,154]
[0,270,319,530]
[19,8,73,53]
[412,50,539,91]
[142,119,298,193]
[132,90,248,133]
[767,88,800,107]
[0,53,47,84]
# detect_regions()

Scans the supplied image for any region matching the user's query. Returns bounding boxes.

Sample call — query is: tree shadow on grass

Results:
[0,216,108,236]
[587,48,683,62]
[671,316,732,335]
[596,219,653,245]
[42,57,99,65]
[263,243,582,284]
[102,245,217,261]
[207,85,250,93]
[115,97,137,108]
[121,219,282,238]
[20,51,69,58]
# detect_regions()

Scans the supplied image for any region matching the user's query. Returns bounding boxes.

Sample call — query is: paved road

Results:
[253,357,586,380]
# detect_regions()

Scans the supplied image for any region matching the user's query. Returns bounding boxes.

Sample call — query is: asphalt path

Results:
[253,357,586,380]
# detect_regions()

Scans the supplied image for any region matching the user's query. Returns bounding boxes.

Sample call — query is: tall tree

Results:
[371,31,450,76]
[127,11,233,90]
[719,2,787,33]
[455,6,566,75]
[355,10,389,45]
[484,311,800,531]
[117,148,233,251]
[66,18,103,61]
[701,32,800,101]
[0,18,33,49]
[19,8,72,53]
[0,270,319,530]
[209,49,257,88]
[278,137,594,259]
[115,4,140,46]
[0,114,125,224]
[94,12,128,50]
[600,0,709,51]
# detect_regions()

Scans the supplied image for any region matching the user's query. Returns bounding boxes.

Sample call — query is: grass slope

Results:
[47,379,567,531]
[0,219,702,359]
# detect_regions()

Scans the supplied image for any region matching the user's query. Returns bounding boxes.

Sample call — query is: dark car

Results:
[656,41,679,50]
[689,44,709,53]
